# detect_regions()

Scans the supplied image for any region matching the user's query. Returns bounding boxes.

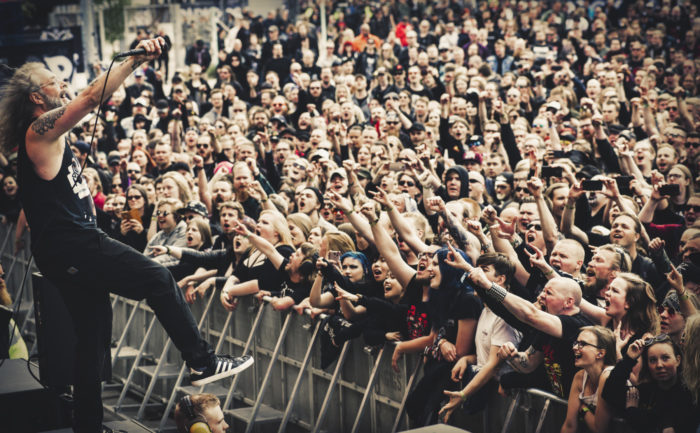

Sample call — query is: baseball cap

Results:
[177,200,208,218]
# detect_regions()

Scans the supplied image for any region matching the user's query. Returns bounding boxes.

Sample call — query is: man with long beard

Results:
[0,38,252,432]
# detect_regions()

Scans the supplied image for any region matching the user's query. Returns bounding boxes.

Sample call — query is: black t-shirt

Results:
[532,312,593,397]
[268,257,310,304]
[436,290,482,345]
[237,245,294,290]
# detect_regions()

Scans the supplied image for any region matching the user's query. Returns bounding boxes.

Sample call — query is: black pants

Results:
[35,228,213,433]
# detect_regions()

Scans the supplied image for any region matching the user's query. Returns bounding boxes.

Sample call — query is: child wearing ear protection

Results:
[174,393,227,433]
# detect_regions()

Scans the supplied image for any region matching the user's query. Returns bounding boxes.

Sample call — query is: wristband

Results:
[679,292,690,301]
[543,269,554,277]
[460,391,467,402]
[488,282,508,303]
[581,405,591,414]
[369,218,378,226]
[346,208,354,216]
[383,205,394,212]
[261,197,268,202]
[166,246,171,255]
[565,203,575,210]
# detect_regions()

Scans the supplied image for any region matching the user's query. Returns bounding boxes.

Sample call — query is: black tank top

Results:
[18,137,97,251]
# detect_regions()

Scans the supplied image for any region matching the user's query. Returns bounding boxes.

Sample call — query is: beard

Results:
[42,92,64,110]
[585,276,609,299]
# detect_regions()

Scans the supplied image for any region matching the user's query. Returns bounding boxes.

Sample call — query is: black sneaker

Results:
[190,354,254,386]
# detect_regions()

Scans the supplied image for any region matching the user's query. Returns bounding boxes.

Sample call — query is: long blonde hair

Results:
[682,314,700,404]
[0,62,47,154]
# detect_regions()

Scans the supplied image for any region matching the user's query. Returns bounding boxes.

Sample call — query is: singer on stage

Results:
[0,37,252,432]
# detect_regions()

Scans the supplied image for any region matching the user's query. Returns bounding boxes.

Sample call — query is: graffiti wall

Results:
[0,26,84,85]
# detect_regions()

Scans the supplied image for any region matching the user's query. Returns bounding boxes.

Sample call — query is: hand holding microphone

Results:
[115,37,169,60]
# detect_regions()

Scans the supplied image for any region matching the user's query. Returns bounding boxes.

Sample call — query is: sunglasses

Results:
[682,205,700,212]
[127,195,142,200]
[642,333,671,347]
[398,180,415,187]
[527,223,542,231]
[156,210,171,217]
[572,340,599,349]
[196,144,209,149]
[127,169,141,174]
[386,121,399,125]
[515,187,529,193]
[684,141,700,148]
[657,305,677,316]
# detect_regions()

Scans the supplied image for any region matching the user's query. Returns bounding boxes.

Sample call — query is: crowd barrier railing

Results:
[0,221,636,433]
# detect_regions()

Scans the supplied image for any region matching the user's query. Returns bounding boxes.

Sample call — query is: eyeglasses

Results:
[386,121,399,125]
[642,333,671,347]
[292,162,307,170]
[572,340,599,349]
[156,210,171,217]
[127,169,141,174]
[527,223,542,231]
[127,195,143,201]
[418,251,435,260]
[515,187,529,193]
[682,205,700,212]
[657,305,677,316]
[196,144,209,149]
[684,141,700,148]
[668,107,678,112]
[398,180,415,187]
[183,214,197,222]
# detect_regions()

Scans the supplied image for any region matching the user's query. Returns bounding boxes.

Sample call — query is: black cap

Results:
[156,99,169,110]
[392,64,404,75]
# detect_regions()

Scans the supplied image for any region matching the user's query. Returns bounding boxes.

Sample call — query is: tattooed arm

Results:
[26,38,166,165]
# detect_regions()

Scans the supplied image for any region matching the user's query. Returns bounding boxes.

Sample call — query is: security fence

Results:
[0,221,635,433]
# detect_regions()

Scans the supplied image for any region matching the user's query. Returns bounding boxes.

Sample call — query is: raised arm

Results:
[470,268,565,337]
[360,202,417,289]
[233,221,285,270]
[372,187,429,254]
[27,38,166,149]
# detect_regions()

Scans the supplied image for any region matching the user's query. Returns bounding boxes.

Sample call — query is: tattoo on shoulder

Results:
[31,106,67,136]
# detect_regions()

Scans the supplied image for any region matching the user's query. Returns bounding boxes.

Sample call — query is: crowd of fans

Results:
[2,0,700,430]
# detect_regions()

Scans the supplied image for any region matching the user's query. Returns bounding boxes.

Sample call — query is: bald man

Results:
[468,272,593,397]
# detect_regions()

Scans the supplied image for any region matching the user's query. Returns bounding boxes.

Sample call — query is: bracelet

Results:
[543,269,554,277]
[580,405,591,414]
[459,391,467,402]
[679,292,690,301]
[346,208,354,216]
[383,205,394,212]
[166,246,171,255]
[369,218,378,226]
[261,197,268,202]
[481,242,492,251]
[488,282,508,303]
[565,203,575,210]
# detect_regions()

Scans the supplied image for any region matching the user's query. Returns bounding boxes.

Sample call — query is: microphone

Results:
[114,40,170,58]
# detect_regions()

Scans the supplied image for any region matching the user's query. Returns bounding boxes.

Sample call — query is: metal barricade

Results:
[1,229,641,433]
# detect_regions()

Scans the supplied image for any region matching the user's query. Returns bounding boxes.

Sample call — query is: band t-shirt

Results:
[531,312,592,397]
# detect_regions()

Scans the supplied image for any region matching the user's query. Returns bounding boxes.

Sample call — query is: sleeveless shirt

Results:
[18,137,96,251]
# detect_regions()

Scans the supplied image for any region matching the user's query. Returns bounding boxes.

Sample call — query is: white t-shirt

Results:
[474,306,522,379]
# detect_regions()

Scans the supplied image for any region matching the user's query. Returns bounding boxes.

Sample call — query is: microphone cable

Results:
[0,53,136,395]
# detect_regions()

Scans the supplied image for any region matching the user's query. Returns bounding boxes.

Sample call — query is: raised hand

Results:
[444,242,473,272]
[328,190,353,214]
[666,264,684,293]
[359,201,378,223]
[426,196,446,214]
[368,187,391,208]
